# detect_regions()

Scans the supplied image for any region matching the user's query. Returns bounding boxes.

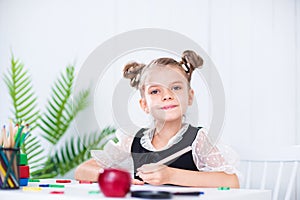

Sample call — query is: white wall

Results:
[0,0,299,193]
[1,0,298,146]
[297,0,300,144]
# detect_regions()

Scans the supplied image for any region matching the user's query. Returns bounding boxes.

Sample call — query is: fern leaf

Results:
[39,66,75,144]
[3,57,40,127]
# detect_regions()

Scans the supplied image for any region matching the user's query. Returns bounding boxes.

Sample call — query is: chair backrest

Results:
[238,145,300,200]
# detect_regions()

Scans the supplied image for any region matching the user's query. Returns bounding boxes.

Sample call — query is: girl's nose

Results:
[162,89,174,101]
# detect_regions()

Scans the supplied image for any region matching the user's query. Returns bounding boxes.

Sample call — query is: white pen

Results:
[137,146,192,173]
[157,146,192,165]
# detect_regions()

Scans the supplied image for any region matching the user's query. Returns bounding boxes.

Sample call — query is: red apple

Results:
[98,168,131,197]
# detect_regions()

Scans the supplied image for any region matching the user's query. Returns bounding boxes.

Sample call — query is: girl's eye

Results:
[172,85,181,91]
[150,89,159,95]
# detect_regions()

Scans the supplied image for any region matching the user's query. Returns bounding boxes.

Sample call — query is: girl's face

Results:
[139,65,194,123]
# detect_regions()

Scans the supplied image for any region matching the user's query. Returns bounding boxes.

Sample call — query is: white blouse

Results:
[91,123,239,176]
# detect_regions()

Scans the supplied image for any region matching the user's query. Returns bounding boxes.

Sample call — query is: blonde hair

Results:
[123,50,203,92]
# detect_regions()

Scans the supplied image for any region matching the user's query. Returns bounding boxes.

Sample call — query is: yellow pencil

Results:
[0,163,14,187]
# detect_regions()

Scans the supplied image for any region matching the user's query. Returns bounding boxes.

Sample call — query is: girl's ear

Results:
[188,89,194,105]
[139,98,150,113]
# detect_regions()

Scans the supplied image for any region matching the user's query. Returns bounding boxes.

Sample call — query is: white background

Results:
[0,0,299,196]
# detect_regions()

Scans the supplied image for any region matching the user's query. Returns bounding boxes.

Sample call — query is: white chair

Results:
[238,145,300,200]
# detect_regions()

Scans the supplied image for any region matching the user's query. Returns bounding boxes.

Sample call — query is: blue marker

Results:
[39,184,50,187]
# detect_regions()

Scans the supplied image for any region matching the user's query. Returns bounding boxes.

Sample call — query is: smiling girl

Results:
[75,50,240,188]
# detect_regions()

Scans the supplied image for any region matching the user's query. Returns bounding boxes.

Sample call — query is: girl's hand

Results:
[131,178,144,185]
[74,159,101,182]
[136,164,172,185]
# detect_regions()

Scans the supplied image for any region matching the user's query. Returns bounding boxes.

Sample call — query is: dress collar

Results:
[140,123,189,151]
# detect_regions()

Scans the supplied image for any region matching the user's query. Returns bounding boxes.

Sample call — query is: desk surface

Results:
[0,179,271,200]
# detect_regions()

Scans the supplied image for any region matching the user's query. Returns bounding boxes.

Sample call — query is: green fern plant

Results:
[3,56,45,169]
[3,56,115,178]
[31,127,115,178]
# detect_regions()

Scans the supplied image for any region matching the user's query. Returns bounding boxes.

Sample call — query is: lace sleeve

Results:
[192,128,239,175]
[90,129,134,173]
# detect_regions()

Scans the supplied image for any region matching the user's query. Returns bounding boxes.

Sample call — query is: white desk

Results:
[0,179,271,200]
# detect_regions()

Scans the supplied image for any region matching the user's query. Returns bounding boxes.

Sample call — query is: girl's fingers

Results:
[131,178,144,185]
[137,164,166,173]
[138,172,154,181]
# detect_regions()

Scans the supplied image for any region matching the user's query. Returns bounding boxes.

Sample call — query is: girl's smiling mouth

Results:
[161,105,178,110]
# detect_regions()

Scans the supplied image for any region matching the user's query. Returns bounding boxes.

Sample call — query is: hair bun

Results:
[182,50,203,70]
[123,62,146,88]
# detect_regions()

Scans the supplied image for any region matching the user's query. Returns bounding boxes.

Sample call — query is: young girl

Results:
[75,50,240,188]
